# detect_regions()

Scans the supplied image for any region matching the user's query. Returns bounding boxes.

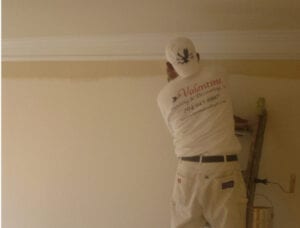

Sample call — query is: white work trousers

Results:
[171,159,247,228]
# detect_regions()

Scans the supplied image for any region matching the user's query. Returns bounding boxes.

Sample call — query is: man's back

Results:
[157,66,241,157]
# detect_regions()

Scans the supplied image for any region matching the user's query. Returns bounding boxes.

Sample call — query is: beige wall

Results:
[3,61,300,228]
[3,60,300,79]
[229,75,300,228]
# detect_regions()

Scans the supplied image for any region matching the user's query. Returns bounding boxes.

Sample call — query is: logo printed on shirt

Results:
[172,96,178,103]
[177,78,222,99]
[170,78,222,106]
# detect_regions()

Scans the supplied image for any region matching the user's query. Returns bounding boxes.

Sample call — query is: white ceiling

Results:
[3,0,300,38]
[3,0,300,60]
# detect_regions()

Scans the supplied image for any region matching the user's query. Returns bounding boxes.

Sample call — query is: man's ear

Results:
[166,62,173,69]
[166,62,179,82]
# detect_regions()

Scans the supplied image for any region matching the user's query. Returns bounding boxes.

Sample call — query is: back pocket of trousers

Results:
[172,168,196,207]
[210,170,247,209]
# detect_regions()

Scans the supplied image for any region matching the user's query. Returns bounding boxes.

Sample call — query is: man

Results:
[157,37,247,228]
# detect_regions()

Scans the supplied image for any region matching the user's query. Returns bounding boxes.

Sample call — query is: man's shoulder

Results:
[158,80,176,103]
[157,78,187,108]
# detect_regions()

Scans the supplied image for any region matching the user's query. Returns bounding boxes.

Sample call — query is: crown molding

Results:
[2,30,300,61]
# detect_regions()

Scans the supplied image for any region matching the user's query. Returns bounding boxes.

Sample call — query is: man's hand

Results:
[234,116,251,131]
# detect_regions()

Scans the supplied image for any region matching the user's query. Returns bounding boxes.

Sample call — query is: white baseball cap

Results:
[165,37,200,78]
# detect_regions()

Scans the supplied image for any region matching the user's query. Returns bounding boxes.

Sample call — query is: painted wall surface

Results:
[3,76,177,228]
[229,75,300,228]
[3,62,300,228]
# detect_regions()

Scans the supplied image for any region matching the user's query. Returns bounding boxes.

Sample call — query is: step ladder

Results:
[241,98,268,228]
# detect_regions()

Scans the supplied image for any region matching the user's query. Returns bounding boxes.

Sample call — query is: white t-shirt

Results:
[157,66,241,157]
